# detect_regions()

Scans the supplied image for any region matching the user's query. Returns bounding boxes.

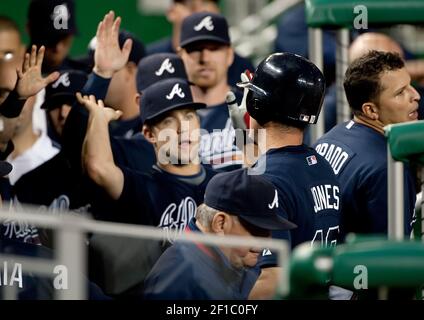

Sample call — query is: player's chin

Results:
[194,76,216,88]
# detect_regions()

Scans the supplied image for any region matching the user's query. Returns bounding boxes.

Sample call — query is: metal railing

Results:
[0,207,289,300]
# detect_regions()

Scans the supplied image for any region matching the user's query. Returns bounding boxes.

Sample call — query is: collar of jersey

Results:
[152,164,206,185]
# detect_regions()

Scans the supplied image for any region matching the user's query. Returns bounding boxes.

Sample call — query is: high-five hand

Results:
[93,11,133,78]
[16,45,60,99]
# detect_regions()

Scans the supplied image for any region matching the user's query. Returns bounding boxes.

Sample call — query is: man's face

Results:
[0,29,24,104]
[149,108,200,165]
[43,35,73,70]
[375,68,420,125]
[48,103,72,137]
[180,41,233,89]
[227,216,267,270]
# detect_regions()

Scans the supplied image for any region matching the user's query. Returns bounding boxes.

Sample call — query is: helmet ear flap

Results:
[248,96,271,126]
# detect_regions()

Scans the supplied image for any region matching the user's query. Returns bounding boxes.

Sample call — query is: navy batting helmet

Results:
[238,52,325,126]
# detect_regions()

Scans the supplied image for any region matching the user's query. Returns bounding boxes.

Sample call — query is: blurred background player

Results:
[27,0,89,74]
[146,0,253,87]
[178,12,244,170]
[143,168,296,300]
[314,51,420,239]
[11,70,91,222]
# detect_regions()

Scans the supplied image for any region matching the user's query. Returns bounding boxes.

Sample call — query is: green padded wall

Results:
[0,0,171,57]
[384,120,424,164]
[306,0,424,28]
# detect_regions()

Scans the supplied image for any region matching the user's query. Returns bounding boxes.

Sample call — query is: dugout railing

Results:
[0,208,289,300]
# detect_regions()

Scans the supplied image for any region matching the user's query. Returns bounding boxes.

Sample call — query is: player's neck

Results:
[262,124,304,151]
[353,115,385,135]
[191,81,230,106]
[157,162,201,176]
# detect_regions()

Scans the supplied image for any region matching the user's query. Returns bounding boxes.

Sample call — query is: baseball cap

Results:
[136,53,188,92]
[41,70,88,110]
[28,0,78,47]
[179,12,231,48]
[204,169,297,231]
[140,78,205,124]
[87,30,146,67]
[0,161,12,177]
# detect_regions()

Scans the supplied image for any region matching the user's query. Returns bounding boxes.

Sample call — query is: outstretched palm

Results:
[16,45,59,99]
[94,11,132,78]
[77,92,122,122]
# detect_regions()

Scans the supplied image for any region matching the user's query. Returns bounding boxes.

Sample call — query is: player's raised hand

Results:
[15,45,60,99]
[76,92,122,122]
[93,11,132,78]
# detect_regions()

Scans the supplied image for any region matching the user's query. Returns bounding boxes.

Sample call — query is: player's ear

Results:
[176,46,184,58]
[142,124,156,143]
[134,93,141,107]
[226,46,234,68]
[361,102,379,120]
[211,212,232,235]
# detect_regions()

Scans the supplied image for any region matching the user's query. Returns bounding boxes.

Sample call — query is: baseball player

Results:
[146,0,254,87]
[234,52,341,299]
[10,70,91,225]
[314,51,420,238]
[79,78,216,238]
[0,40,58,244]
[143,168,296,300]
[178,12,245,171]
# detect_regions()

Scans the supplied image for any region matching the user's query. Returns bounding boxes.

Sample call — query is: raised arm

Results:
[0,45,59,118]
[78,93,124,200]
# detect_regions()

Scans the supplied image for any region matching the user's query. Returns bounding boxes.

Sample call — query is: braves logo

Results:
[158,197,197,242]
[193,16,214,31]
[268,190,279,209]
[52,72,70,88]
[155,58,175,76]
[166,83,185,100]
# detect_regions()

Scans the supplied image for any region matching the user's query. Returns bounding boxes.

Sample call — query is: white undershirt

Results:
[7,133,60,185]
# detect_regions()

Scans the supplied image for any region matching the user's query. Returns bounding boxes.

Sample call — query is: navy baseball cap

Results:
[0,161,12,177]
[87,30,146,67]
[140,78,205,124]
[180,12,231,48]
[41,70,87,110]
[204,169,297,231]
[136,53,188,92]
[28,0,78,47]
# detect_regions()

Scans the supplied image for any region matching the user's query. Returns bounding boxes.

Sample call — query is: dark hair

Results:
[0,16,20,34]
[343,50,405,116]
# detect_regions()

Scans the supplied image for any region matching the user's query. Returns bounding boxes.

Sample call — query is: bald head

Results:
[349,33,404,62]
